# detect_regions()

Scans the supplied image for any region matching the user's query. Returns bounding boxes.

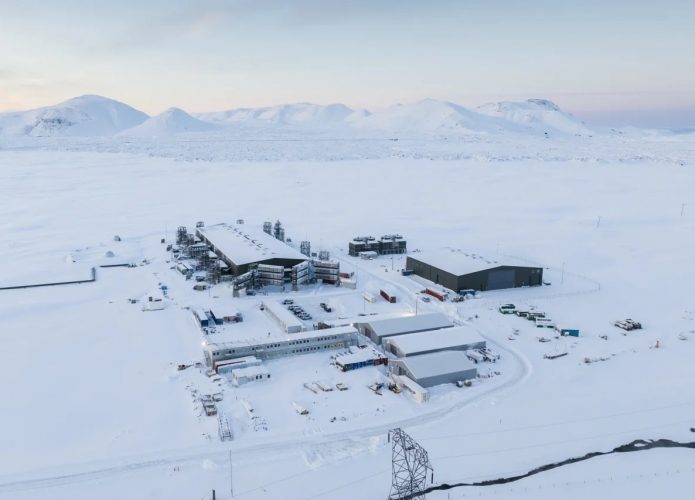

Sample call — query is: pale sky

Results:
[1,0,694,127]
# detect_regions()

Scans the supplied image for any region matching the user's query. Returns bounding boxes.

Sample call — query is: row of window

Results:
[212,336,343,356]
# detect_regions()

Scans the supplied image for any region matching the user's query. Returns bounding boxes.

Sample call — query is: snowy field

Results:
[0,149,694,499]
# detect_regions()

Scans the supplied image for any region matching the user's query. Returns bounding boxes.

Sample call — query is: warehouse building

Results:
[196,223,307,276]
[406,251,543,292]
[356,312,453,344]
[389,351,477,388]
[203,325,358,366]
[383,326,486,357]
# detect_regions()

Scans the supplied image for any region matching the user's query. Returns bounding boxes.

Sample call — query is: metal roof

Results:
[361,312,453,339]
[197,223,307,266]
[384,325,485,355]
[399,351,476,380]
[408,250,530,276]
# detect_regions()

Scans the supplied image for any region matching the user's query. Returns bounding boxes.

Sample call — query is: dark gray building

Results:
[406,251,543,292]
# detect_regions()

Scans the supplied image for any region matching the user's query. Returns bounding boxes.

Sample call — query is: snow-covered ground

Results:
[0,149,694,499]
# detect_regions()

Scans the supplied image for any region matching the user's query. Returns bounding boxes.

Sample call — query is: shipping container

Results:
[380,289,397,303]
[425,288,446,302]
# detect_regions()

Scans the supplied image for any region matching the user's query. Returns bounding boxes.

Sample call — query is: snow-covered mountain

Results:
[350,98,516,135]
[120,107,219,136]
[196,102,359,128]
[476,98,592,136]
[0,95,148,137]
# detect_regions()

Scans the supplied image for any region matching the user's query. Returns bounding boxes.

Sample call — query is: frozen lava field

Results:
[1,149,694,500]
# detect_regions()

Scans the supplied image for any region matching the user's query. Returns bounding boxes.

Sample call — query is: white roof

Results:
[335,346,385,365]
[363,312,453,338]
[398,351,476,380]
[205,325,358,350]
[215,356,260,367]
[409,250,515,276]
[262,300,304,331]
[324,312,409,328]
[233,365,270,378]
[384,326,485,355]
[198,223,307,266]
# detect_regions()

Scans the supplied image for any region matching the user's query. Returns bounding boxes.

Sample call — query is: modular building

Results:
[406,251,543,292]
[389,351,477,388]
[196,223,307,276]
[232,365,271,386]
[204,325,359,366]
[214,356,261,375]
[356,312,453,344]
[349,235,407,256]
[334,346,388,371]
[262,300,305,334]
[383,326,486,357]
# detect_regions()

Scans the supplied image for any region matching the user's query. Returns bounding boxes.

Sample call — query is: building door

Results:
[487,269,515,290]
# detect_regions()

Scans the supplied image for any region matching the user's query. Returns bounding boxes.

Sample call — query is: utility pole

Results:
[682,203,686,217]
[229,450,233,497]
[561,261,565,285]
[596,216,601,228]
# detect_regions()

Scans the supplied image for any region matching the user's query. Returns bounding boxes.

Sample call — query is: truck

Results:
[498,304,516,314]
[380,289,397,303]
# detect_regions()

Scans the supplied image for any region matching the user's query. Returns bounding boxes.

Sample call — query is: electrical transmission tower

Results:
[388,428,433,500]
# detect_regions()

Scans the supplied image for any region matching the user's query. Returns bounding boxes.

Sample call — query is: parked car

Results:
[282,299,294,305]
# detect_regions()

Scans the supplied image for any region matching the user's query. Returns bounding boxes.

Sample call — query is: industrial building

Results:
[348,234,407,257]
[389,351,478,388]
[383,326,486,357]
[406,251,543,292]
[196,223,307,276]
[204,325,359,366]
[356,312,453,344]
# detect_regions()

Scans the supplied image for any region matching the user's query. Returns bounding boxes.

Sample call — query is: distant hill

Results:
[120,107,219,136]
[476,98,592,136]
[196,102,358,128]
[0,95,148,137]
[349,98,517,135]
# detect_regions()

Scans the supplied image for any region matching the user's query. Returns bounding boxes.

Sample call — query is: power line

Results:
[416,400,695,442]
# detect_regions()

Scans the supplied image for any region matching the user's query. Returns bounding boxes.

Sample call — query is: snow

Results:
[363,312,453,340]
[197,222,306,266]
[0,95,148,137]
[0,146,693,500]
[395,351,477,380]
[119,107,219,136]
[384,325,486,355]
[477,98,592,136]
[409,249,532,276]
